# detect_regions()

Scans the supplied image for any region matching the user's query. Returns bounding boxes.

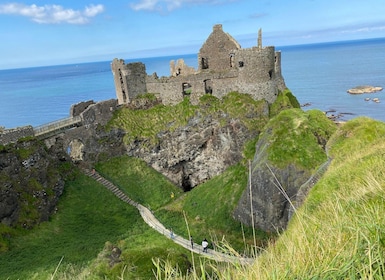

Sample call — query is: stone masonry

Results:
[111,24,286,105]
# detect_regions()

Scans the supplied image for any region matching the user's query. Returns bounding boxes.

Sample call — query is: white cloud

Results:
[130,0,234,12]
[341,25,385,34]
[0,3,104,24]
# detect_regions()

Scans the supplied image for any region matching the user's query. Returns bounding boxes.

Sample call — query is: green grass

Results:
[94,155,268,256]
[108,97,198,145]
[193,117,385,279]
[0,172,137,279]
[269,89,301,118]
[155,163,271,255]
[265,108,337,170]
[95,156,183,210]
[0,170,194,279]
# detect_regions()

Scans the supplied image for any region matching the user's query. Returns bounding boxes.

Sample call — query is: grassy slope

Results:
[96,156,183,210]
[94,156,264,255]
[155,163,269,254]
[0,172,191,280]
[265,108,336,170]
[224,117,385,279]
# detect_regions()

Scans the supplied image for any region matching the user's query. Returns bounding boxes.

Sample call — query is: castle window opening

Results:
[204,79,213,94]
[269,69,273,80]
[182,82,192,96]
[229,53,235,68]
[118,69,127,103]
[201,57,209,69]
[238,61,244,67]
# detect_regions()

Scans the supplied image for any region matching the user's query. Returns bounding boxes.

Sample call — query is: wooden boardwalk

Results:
[84,169,254,265]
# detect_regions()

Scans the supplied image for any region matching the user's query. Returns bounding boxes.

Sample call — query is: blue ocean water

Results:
[280,37,385,122]
[0,38,384,129]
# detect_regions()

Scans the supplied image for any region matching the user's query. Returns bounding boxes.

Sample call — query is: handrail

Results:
[34,116,82,136]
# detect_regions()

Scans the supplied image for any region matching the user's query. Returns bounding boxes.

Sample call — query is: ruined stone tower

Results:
[111,59,147,104]
[111,24,286,105]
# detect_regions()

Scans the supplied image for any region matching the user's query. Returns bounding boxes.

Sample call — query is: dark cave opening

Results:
[182,174,192,192]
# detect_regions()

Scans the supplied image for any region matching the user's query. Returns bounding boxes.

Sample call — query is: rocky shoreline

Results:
[347,85,383,94]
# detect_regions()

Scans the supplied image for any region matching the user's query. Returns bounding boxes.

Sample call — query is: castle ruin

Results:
[111,24,286,105]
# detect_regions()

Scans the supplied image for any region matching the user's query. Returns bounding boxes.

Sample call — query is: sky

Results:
[0,0,385,69]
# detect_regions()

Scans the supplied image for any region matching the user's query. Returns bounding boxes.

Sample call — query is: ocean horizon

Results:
[1,37,385,129]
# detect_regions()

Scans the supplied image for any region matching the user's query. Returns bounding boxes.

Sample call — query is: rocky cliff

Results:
[0,90,334,237]
[128,114,253,190]
[48,99,126,166]
[233,109,336,232]
[109,92,270,190]
[0,137,72,229]
[72,91,330,232]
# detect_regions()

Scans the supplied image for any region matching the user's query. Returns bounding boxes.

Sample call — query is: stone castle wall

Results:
[198,24,241,72]
[0,126,34,145]
[112,24,286,107]
[111,60,147,104]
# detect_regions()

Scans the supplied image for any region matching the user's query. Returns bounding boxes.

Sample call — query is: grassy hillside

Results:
[96,156,269,256]
[183,117,385,279]
[264,108,336,170]
[0,171,192,279]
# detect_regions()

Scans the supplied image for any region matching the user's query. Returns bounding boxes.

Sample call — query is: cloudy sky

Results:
[1,0,384,69]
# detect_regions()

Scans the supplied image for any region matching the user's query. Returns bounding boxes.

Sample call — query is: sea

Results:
[1,37,385,129]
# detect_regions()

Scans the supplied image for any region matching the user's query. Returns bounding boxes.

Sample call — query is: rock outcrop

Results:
[127,114,254,190]
[108,92,278,190]
[0,138,71,228]
[347,85,383,94]
[47,99,126,166]
[233,109,336,232]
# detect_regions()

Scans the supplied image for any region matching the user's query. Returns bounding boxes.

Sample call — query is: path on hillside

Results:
[84,169,254,265]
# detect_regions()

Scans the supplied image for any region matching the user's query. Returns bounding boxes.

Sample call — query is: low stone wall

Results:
[81,99,118,127]
[0,126,34,145]
[70,100,95,117]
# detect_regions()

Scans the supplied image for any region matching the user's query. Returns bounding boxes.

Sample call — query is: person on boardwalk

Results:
[170,229,174,239]
[190,236,194,249]
[202,238,208,253]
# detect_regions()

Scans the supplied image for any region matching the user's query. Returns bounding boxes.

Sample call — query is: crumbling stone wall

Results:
[70,100,95,117]
[111,59,147,104]
[170,59,196,77]
[198,24,241,72]
[0,126,34,145]
[112,24,286,106]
